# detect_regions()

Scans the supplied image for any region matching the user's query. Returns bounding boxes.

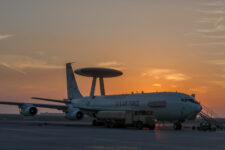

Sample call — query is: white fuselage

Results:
[71,92,202,121]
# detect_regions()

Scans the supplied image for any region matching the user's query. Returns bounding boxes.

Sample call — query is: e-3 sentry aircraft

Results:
[0,63,202,130]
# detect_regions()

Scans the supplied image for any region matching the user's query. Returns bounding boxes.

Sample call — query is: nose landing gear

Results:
[174,122,182,130]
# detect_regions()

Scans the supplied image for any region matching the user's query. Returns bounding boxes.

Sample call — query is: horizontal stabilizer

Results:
[31,97,71,104]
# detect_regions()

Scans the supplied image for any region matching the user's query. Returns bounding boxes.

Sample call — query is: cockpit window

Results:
[181,98,199,104]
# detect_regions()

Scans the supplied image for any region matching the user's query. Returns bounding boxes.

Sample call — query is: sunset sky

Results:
[0,0,225,116]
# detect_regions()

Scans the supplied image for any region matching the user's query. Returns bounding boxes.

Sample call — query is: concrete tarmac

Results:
[0,115,224,150]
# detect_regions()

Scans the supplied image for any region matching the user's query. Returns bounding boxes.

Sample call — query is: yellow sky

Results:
[0,0,225,116]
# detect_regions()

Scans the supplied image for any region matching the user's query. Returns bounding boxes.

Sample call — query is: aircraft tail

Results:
[66,63,83,100]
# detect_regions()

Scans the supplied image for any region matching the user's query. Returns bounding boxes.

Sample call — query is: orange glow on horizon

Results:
[0,1,224,116]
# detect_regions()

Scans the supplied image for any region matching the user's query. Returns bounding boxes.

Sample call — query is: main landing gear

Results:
[174,122,182,130]
[92,119,104,126]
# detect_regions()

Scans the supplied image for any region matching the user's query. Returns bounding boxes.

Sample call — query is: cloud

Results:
[210,60,225,66]
[209,60,225,78]
[98,61,118,66]
[35,51,45,56]
[190,42,225,46]
[209,60,225,74]
[147,69,172,75]
[197,10,225,15]
[198,17,225,26]
[191,1,225,47]
[210,81,225,88]
[202,35,225,39]
[152,83,161,87]
[165,73,190,81]
[221,74,225,78]
[0,55,64,74]
[97,61,123,70]
[141,69,190,81]
[197,24,225,33]
[200,1,225,6]
[171,85,177,88]
[190,86,210,93]
[141,69,172,79]
[0,34,13,40]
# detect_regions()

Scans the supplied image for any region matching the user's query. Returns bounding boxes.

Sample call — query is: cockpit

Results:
[181,98,199,104]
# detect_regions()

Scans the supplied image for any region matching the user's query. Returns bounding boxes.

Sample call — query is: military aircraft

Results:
[0,63,202,130]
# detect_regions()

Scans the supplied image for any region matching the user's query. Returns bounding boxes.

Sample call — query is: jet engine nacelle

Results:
[20,104,38,116]
[65,108,83,120]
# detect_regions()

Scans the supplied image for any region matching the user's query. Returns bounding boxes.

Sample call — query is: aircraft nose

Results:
[187,104,202,120]
[197,104,202,113]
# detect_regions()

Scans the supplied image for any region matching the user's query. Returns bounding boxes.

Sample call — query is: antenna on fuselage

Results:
[74,67,123,97]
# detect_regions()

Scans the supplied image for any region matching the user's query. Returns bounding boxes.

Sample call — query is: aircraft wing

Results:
[0,101,108,112]
[33,103,67,110]
[0,101,25,106]
[0,101,68,110]
[31,97,71,104]
[0,101,148,112]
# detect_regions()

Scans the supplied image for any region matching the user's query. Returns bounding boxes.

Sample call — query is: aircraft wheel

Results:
[174,122,182,130]
[136,121,144,130]
[148,123,155,130]
[104,121,110,128]
[92,120,104,126]
[92,120,97,126]
[108,121,115,128]
[104,120,115,128]
[119,123,126,128]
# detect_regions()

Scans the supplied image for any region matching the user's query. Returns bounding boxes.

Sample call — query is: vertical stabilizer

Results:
[66,63,83,99]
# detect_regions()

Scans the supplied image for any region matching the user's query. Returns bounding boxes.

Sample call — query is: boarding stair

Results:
[199,105,224,129]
